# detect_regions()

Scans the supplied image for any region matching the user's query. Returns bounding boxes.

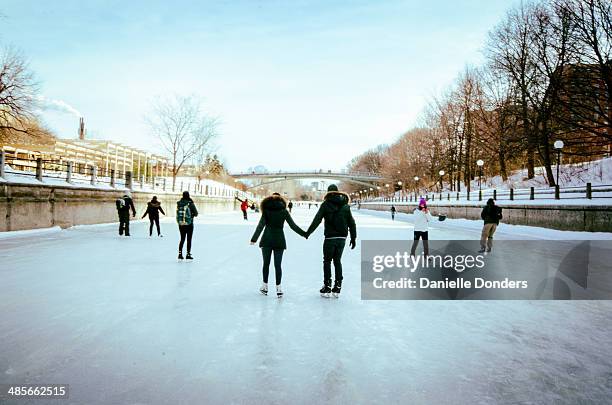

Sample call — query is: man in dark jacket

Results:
[306,184,357,298]
[142,196,166,237]
[176,191,199,260]
[116,193,136,236]
[479,198,503,253]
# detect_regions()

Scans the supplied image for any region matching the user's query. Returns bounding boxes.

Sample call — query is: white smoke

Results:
[37,96,82,118]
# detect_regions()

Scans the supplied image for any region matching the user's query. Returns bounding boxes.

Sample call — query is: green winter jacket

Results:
[306,191,357,240]
[251,195,306,249]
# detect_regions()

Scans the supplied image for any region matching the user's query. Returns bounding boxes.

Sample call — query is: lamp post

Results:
[438,170,445,192]
[476,160,484,200]
[397,181,403,200]
[414,176,419,200]
[554,140,564,186]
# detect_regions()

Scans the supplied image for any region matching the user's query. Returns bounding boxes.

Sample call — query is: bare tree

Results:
[0,47,38,135]
[146,95,219,190]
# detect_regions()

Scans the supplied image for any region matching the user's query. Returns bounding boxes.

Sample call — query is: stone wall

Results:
[361,202,612,232]
[0,183,238,232]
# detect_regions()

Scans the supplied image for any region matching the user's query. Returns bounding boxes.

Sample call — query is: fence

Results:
[368,183,612,203]
[0,151,250,200]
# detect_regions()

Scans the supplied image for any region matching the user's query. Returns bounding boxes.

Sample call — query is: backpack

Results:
[116,198,125,210]
[176,202,192,226]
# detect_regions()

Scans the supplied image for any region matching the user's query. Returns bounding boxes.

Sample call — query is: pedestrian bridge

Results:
[229,170,384,188]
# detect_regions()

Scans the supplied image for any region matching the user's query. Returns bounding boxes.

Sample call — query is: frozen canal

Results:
[1,207,612,404]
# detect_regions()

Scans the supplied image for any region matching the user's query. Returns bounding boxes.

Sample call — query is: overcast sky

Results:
[1,0,516,172]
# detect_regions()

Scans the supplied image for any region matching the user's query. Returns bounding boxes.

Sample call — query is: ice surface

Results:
[1,208,611,404]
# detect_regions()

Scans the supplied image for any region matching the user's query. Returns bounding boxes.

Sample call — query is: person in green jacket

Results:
[250,193,307,298]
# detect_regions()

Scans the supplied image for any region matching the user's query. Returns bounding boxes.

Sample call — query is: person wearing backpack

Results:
[116,193,136,236]
[142,196,166,237]
[176,191,198,260]
[391,205,396,220]
[250,193,307,298]
[305,184,357,298]
[479,198,503,253]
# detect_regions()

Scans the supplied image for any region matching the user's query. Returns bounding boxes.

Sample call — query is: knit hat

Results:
[419,198,427,207]
[327,184,339,192]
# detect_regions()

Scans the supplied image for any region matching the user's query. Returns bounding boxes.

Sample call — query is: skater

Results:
[235,196,249,220]
[306,184,357,298]
[116,193,136,236]
[250,193,307,298]
[410,198,433,257]
[288,200,293,213]
[391,205,396,220]
[142,196,165,237]
[479,198,503,253]
[176,191,198,260]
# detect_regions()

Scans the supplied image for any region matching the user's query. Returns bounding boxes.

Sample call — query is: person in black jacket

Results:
[287,200,293,213]
[391,205,396,220]
[116,193,136,236]
[176,191,199,260]
[142,196,166,237]
[251,193,307,298]
[306,184,357,298]
[479,198,503,253]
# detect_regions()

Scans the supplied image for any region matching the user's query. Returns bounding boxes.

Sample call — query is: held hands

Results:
[350,239,356,250]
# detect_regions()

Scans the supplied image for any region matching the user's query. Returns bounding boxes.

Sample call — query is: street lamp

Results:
[438,170,445,192]
[413,176,419,200]
[554,140,564,186]
[476,159,484,200]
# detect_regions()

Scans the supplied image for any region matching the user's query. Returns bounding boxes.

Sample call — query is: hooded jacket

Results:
[250,195,306,249]
[306,191,357,240]
[481,200,503,225]
[142,199,165,219]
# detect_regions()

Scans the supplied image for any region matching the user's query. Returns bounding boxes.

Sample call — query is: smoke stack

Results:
[78,117,85,140]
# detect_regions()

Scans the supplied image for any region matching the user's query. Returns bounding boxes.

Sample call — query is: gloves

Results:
[350,239,356,250]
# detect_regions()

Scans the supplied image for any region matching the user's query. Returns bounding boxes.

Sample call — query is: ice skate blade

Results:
[332,292,340,298]
[321,293,331,298]
[277,294,283,298]
[260,290,268,296]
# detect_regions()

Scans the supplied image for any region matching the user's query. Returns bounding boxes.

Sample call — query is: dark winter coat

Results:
[306,191,357,240]
[251,195,306,250]
[481,201,503,225]
[116,195,136,218]
[142,201,165,219]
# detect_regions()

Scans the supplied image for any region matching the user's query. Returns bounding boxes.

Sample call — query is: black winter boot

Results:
[332,280,342,298]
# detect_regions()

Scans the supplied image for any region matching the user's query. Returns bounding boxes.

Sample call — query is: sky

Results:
[0,0,517,172]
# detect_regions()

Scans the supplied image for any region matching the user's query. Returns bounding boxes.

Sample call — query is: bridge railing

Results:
[231,169,383,178]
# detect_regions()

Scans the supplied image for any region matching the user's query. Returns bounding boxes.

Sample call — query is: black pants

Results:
[391,212,395,220]
[242,209,248,220]
[118,214,130,236]
[178,224,194,253]
[411,231,429,256]
[323,238,346,284]
[261,247,284,285]
[149,217,160,236]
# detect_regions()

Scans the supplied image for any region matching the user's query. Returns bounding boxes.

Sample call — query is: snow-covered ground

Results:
[1,208,611,404]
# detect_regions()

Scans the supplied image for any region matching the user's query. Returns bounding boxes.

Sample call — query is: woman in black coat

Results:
[142,196,166,237]
[250,193,307,297]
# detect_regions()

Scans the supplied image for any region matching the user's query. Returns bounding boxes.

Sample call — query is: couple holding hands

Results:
[250,184,357,298]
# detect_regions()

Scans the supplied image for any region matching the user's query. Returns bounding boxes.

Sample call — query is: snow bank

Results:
[0,226,62,239]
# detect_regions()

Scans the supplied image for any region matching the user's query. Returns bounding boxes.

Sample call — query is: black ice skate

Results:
[320,282,332,298]
[332,280,342,298]
[178,252,184,260]
[186,253,193,260]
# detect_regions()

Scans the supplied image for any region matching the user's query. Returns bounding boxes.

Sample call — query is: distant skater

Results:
[306,184,357,298]
[142,196,165,237]
[176,191,198,260]
[410,198,433,257]
[116,193,136,237]
[479,198,503,253]
[250,193,307,298]
[235,196,249,220]
[288,200,293,213]
[391,205,396,220]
